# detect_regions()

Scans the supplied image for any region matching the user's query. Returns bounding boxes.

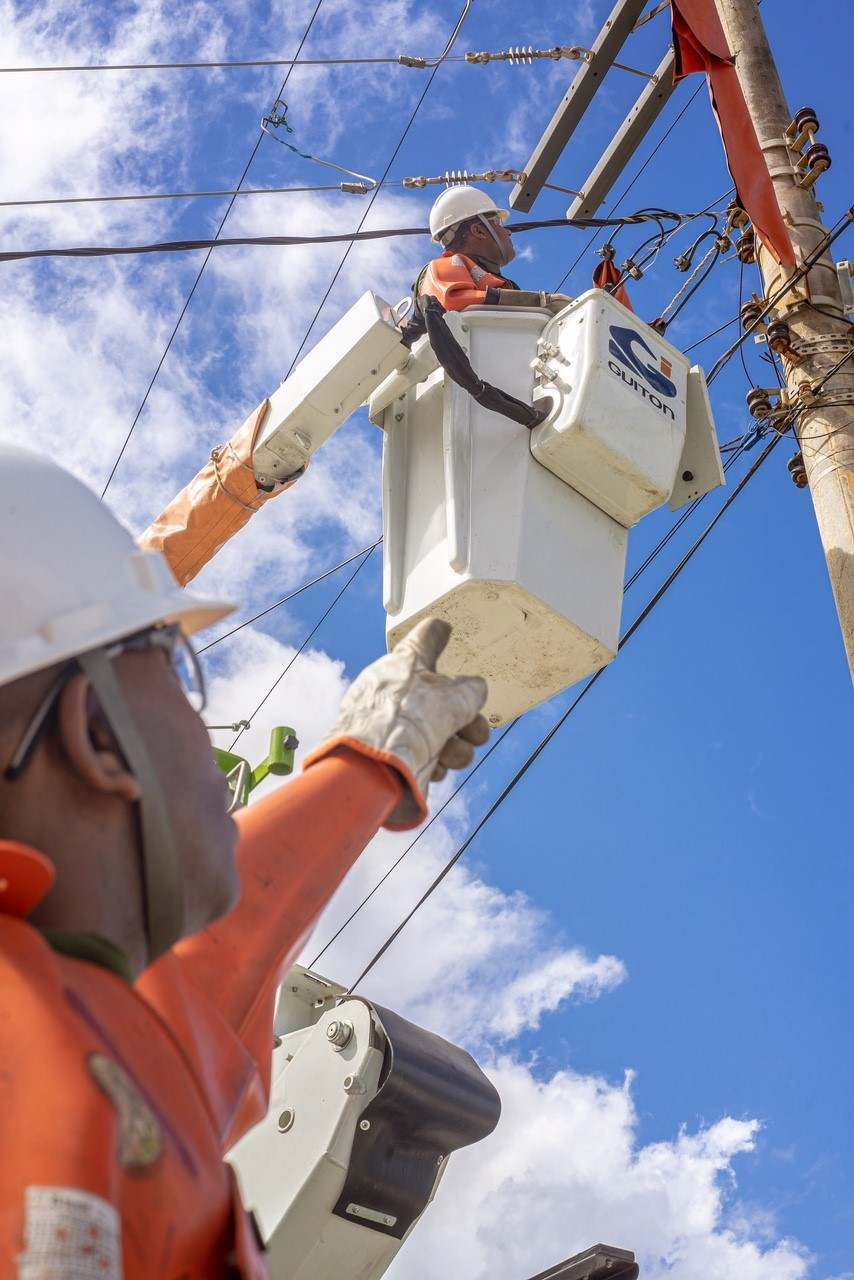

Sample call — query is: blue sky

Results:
[2,1,852,1277]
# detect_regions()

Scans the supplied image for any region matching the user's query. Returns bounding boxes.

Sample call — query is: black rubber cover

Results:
[332,1001,501,1239]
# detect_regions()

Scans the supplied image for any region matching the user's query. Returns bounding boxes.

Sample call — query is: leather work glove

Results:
[303,618,489,829]
[492,289,573,315]
[544,292,573,315]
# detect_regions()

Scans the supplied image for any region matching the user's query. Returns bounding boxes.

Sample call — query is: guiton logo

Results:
[607,324,677,418]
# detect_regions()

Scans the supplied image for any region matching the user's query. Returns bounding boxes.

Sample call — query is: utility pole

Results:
[714,0,854,680]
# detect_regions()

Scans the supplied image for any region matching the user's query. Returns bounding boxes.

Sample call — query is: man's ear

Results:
[56,673,142,802]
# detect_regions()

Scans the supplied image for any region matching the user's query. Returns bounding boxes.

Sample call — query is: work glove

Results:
[303,618,489,830]
[492,289,573,315]
[544,292,573,315]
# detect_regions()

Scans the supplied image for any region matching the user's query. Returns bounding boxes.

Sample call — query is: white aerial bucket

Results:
[371,307,628,726]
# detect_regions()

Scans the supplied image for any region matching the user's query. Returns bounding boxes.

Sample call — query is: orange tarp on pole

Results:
[139,400,304,587]
[671,0,795,268]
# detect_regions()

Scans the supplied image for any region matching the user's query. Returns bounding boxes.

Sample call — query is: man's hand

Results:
[305,619,489,829]
[543,292,573,315]
[492,289,573,315]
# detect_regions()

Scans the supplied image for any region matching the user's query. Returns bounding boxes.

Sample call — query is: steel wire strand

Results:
[278,0,475,378]
[197,536,382,654]
[552,81,706,293]
[310,442,747,965]
[227,541,377,751]
[346,435,781,992]
[99,0,327,498]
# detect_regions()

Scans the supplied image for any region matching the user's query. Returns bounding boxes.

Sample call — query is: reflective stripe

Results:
[469,265,487,283]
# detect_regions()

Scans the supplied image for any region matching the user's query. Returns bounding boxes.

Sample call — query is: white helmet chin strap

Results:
[77,649,182,964]
[477,215,515,268]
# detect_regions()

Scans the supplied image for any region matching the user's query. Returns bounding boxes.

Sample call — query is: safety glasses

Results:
[4,623,206,782]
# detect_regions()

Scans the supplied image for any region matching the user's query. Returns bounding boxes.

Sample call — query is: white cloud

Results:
[387,1065,811,1280]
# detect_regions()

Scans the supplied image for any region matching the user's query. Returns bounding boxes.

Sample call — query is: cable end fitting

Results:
[398,54,427,67]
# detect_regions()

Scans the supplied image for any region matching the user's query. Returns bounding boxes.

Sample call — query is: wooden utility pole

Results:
[714,0,854,680]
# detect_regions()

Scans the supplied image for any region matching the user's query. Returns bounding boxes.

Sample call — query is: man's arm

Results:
[141,620,488,1132]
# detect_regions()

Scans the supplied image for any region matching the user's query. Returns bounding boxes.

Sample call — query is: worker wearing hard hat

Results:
[0,445,489,1277]
[419,186,572,314]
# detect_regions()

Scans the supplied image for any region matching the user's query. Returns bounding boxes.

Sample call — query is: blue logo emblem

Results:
[608,325,677,399]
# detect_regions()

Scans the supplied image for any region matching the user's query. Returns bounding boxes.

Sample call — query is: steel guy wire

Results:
[311,439,748,969]
[98,0,327,499]
[197,536,383,654]
[279,0,475,378]
[346,434,782,994]
[552,81,706,293]
[307,717,519,970]
[228,541,378,752]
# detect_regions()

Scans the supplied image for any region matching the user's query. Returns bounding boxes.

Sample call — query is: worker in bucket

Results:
[0,443,489,1278]
[417,186,572,314]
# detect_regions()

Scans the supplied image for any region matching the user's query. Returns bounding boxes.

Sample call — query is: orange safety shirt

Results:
[0,750,402,1279]
[418,252,517,313]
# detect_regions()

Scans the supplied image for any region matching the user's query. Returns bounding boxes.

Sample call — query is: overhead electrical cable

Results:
[552,81,707,293]
[346,435,782,993]
[228,542,377,752]
[99,0,327,498]
[318,438,749,961]
[0,213,689,266]
[270,0,480,376]
[308,718,518,969]
[0,183,359,209]
[197,536,382,654]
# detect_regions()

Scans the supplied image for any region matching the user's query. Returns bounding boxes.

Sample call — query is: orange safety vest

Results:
[0,750,402,1278]
[418,252,516,313]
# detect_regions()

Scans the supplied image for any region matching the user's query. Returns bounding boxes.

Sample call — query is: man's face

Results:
[116,644,240,940]
[479,213,515,267]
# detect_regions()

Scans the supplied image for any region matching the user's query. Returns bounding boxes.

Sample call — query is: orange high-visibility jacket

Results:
[418,252,516,312]
[0,750,402,1278]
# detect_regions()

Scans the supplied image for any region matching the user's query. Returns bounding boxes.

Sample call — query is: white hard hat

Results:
[0,444,234,688]
[429,186,510,245]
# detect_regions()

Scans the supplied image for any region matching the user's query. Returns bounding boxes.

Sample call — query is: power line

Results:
[706,208,854,385]
[99,0,327,499]
[346,434,782,993]
[197,536,383,654]
[0,213,687,266]
[552,81,706,293]
[0,56,439,73]
[308,718,518,970]
[250,0,471,375]
[0,183,354,209]
[316,439,747,966]
[228,542,378,752]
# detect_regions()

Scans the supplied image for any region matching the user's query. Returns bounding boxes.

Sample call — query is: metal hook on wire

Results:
[261,98,377,192]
